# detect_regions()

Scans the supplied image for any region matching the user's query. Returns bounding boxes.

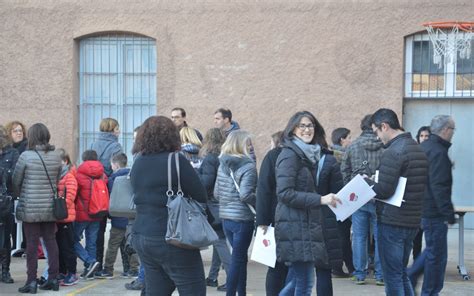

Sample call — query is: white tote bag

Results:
[250,226,277,268]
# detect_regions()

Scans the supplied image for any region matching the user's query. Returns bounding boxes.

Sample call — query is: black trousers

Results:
[56,223,77,274]
[336,220,354,272]
[265,261,288,296]
[0,213,14,271]
[412,227,423,260]
[96,217,107,267]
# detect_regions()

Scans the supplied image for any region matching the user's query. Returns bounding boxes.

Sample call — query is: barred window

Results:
[405,33,473,98]
[79,34,157,162]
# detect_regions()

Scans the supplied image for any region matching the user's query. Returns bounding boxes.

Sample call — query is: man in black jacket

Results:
[408,115,456,295]
[369,109,428,296]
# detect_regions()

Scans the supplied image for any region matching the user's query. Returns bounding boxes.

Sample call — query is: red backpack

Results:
[87,177,109,218]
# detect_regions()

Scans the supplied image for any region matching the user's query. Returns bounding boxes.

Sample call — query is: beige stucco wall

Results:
[0,0,473,162]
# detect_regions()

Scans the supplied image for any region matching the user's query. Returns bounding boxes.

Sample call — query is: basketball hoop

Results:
[423,21,474,68]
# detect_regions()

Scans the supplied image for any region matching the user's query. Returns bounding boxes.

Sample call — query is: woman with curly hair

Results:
[5,121,28,156]
[131,116,208,296]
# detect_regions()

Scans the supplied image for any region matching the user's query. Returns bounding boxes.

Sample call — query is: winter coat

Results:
[0,146,19,196]
[75,160,107,222]
[90,132,122,177]
[316,151,344,269]
[222,122,257,163]
[131,152,207,238]
[330,144,345,164]
[421,134,455,223]
[371,133,428,228]
[341,130,384,185]
[13,145,62,223]
[198,152,223,232]
[108,167,130,229]
[256,147,282,226]
[214,154,257,222]
[274,139,328,265]
[57,166,78,223]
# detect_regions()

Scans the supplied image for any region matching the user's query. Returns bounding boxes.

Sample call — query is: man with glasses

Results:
[408,115,456,295]
[367,108,428,296]
[171,107,203,141]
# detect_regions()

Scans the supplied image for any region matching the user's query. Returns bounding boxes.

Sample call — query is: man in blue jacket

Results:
[408,115,456,295]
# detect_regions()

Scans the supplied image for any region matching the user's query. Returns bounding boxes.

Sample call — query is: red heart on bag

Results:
[349,193,358,201]
[263,239,270,247]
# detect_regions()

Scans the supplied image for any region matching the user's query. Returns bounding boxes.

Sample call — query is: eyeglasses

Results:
[447,126,456,131]
[12,128,23,134]
[297,124,315,131]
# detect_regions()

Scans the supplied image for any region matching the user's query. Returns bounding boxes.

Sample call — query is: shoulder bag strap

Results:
[34,150,57,197]
[229,168,256,215]
[97,141,115,161]
[166,153,174,197]
[174,152,184,196]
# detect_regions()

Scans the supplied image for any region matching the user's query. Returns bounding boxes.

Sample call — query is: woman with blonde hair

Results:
[214,130,257,296]
[180,127,202,168]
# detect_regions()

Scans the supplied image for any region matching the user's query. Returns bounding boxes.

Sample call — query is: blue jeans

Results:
[279,264,332,296]
[222,219,254,296]
[352,203,383,280]
[138,264,145,283]
[407,218,448,296]
[73,221,100,266]
[377,223,418,296]
[133,233,205,296]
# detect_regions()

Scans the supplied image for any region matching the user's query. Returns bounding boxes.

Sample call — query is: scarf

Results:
[292,137,321,165]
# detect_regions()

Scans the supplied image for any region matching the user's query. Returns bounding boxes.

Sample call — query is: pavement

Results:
[2,226,473,295]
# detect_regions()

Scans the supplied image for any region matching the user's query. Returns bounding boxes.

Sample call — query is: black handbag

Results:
[165,152,218,249]
[35,150,68,221]
[0,170,12,221]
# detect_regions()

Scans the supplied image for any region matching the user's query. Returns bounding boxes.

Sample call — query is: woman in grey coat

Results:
[13,123,62,293]
[275,111,341,296]
[214,130,257,296]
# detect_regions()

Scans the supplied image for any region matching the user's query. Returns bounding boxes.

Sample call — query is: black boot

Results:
[0,250,14,283]
[18,280,38,294]
[1,270,14,283]
[39,278,59,291]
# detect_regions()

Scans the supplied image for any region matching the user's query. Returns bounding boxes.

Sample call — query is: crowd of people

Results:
[0,107,457,296]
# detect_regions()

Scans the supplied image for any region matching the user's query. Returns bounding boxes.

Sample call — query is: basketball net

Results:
[424,22,473,68]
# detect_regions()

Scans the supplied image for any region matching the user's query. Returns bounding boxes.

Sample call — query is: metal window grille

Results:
[79,34,157,163]
[405,33,473,98]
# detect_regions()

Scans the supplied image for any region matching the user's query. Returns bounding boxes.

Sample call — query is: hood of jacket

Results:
[181,143,201,155]
[77,160,104,178]
[224,121,241,136]
[97,132,119,142]
[219,154,253,173]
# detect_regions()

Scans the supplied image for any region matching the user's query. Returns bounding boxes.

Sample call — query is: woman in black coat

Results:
[197,128,230,291]
[0,126,19,284]
[275,111,342,296]
[131,116,208,296]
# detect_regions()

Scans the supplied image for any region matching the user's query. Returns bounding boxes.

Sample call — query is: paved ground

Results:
[2,226,473,295]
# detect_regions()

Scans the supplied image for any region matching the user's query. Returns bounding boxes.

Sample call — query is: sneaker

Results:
[12,249,25,257]
[206,277,218,287]
[82,261,100,280]
[376,279,385,286]
[354,278,366,285]
[121,271,138,278]
[37,276,47,286]
[57,273,67,283]
[95,270,113,279]
[61,273,79,286]
[125,279,145,290]
[217,284,226,292]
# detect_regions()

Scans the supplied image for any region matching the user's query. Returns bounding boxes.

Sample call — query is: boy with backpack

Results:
[74,150,109,280]
[96,153,139,279]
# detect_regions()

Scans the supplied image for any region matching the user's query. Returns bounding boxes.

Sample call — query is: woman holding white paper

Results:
[275,111,342,296]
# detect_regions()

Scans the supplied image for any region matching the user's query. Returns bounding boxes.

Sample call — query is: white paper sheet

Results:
[374,170,407,207]
[329,174,376,221]
[250,226,277,268]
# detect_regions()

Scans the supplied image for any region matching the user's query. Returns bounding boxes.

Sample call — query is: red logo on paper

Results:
[263,239,271,247]
[349,193,358,202]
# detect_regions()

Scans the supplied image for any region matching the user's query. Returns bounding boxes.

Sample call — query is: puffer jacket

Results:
[341,130,384,185]
[57,165,77,223]
[274,139,328,265]
[13,145,62,223]
[75,160,107,222]
[198,152,222,231]
[214,154,257,222]
[316,151,344,269]
[0,146,19,196]
[180,143,202,168]
[372,133,428,228]
[90,132,122,177]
